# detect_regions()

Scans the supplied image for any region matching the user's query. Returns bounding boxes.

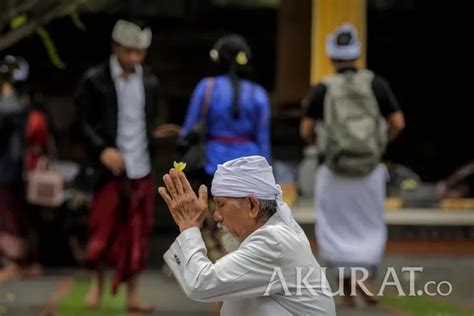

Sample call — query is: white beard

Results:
[217,224,241,253]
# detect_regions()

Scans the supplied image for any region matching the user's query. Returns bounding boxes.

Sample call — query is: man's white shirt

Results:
[164,214,336,315]
[110,55,151,179]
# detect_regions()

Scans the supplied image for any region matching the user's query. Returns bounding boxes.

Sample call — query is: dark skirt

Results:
[84,175,154,294]
[0,184,38,265]
[0,184,31,238]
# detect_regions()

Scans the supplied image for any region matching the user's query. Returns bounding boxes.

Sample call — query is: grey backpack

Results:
[317,70,387,176]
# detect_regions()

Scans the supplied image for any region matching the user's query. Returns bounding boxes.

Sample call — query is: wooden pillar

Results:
[275,0,312,107]
[310,0,367,84]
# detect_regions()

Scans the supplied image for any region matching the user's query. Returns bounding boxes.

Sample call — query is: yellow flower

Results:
[173,161,187,172]
[235,51,248,65]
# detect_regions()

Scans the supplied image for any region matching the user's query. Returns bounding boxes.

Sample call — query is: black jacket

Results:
[74,61,159,189]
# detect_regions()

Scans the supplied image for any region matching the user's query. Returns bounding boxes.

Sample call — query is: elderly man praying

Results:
[158,156,335,315]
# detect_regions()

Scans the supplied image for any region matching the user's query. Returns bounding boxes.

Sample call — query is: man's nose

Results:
[213,209,222,222]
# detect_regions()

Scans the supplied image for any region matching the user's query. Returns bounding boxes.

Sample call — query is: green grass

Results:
[383,294,472,316]
[57,278,126,316]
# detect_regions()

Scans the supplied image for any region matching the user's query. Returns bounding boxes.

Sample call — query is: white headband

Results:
[211,156,295,227]
[112,19,152,49]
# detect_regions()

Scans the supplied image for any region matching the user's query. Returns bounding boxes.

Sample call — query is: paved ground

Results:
[0,274,60,315]
[0,255,472,316]
[0,269,212,316]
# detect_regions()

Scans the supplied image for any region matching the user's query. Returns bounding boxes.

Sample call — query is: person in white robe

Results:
[300,23,405,306]
[158,156,336,316]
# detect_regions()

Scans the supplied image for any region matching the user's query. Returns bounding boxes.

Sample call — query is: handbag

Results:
[26,156,64,207]
[26,131,64,207]
[177,78,215,175]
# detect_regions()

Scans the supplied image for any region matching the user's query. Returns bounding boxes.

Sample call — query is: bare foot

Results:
[126,274,154,313]
[21,264,43,278]
[337,277,357,308]
[84,283,102,309]
[357,281,379,306]
[0,263,21,283]
[127,297,155,313]
[336,295,356,308]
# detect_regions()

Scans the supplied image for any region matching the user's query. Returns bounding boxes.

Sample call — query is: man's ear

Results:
[247,196,260,220]
[111,41,117,52]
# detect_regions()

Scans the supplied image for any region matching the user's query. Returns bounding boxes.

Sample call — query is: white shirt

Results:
[110,56,151,179]
[164,214,336,316]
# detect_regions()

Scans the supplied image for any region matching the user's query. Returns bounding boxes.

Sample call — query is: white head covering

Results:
[326,23,361,60]
[211,156,296,228]
[112,20,152,49]
[12,56,29,82]
[1,55,29,82]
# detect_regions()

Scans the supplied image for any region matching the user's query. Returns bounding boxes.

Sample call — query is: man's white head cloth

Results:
[326,23,361,60]
[211,156,295,227]
[112,20,152,49]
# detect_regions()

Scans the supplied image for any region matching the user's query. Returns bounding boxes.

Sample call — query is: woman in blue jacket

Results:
[180,34,271,186]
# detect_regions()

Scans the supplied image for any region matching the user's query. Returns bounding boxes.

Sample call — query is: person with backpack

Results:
[300,23,405,307]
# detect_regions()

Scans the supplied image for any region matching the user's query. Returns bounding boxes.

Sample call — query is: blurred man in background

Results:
[300,23,405,306]
[75,19,158,313]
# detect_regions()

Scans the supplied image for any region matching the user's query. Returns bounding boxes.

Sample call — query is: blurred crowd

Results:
[1,19,472,311]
